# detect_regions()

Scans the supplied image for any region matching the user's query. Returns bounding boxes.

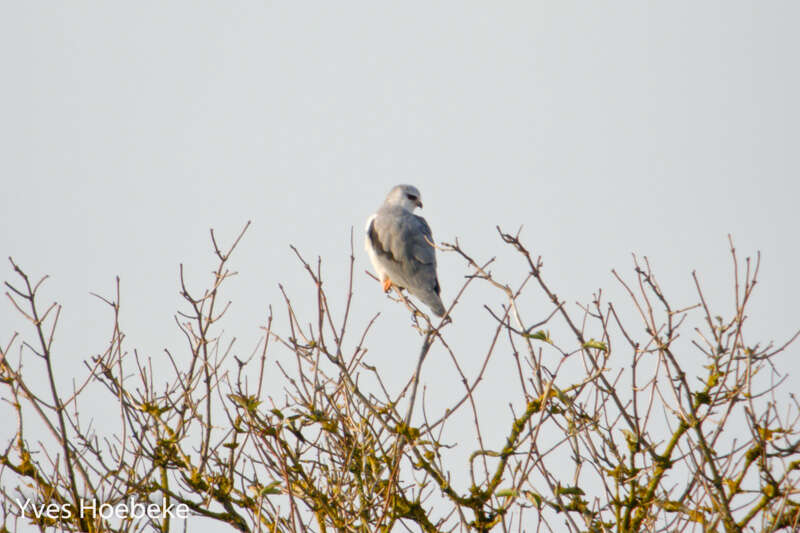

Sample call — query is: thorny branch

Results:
[1,226,798,533]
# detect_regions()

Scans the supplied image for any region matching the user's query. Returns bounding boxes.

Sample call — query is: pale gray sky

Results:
[2,3,799,531]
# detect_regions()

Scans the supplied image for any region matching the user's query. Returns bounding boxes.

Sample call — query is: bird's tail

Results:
[421,291,446,317]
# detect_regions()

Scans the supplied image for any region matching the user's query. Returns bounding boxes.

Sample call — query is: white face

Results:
[385,185,423,211]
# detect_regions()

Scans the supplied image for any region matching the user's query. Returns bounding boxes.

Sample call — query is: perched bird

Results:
[365,184,446,317]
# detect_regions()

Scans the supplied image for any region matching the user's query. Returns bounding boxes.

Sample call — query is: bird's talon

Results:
[382,278,392,293]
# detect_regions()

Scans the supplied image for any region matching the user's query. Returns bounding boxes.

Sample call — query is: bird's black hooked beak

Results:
[416,199,423,209]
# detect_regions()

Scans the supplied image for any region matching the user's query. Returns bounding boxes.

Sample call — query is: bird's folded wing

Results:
[368,209,436,274]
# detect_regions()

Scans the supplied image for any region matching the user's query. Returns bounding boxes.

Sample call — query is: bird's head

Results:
[385,184,423,211]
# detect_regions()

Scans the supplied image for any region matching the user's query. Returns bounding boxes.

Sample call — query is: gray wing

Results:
[367,206,440,294]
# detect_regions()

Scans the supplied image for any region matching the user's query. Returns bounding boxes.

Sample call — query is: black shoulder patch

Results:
[368,219,396,262]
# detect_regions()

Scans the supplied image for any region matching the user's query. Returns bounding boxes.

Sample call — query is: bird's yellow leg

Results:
[382,277,392,293]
